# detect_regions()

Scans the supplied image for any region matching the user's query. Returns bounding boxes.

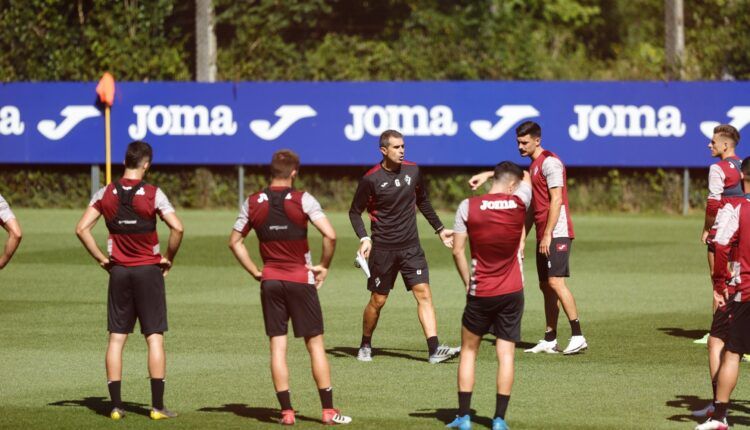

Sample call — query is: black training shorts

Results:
[260,280,324,338]
[726,300,750,354]
[462,290,524,342]
[536,237,572,279]
[710,301,734,341]
[367,245,429,295]
[108,264,167,335]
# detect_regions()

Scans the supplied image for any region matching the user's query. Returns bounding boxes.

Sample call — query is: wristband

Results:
[435,226,445,235]
[360,236,371,242]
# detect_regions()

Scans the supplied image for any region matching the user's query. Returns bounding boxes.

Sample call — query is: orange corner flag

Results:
[96,72,115,107]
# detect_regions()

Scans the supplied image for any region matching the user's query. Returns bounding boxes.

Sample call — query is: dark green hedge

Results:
[0,165,707,214]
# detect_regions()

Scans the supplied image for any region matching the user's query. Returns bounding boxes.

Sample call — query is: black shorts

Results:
[261,280,324,338]
[536,237,572,279]
[462,290,524,342]
[726,301,750,354]
[367,245,429,295]
[108,265,167,335]
[710,302,734,341]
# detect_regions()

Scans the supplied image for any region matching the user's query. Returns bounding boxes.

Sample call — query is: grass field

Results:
[0,209,744,429]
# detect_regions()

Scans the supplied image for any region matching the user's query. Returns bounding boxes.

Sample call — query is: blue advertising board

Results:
[1,81,748,167]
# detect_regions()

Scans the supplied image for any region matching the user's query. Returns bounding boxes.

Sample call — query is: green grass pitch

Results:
[0,209,745,429]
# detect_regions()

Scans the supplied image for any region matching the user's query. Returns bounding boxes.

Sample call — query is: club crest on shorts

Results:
[416,269,422,275]
[375,277,381,286]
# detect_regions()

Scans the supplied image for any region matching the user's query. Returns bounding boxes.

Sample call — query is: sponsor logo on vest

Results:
[118,220,138,225]
[569,105,686,141]
[269,225,289,231]
[0,106,24,136]
[257,193,269,203]
[479,200,518,210]
[404,174,412,185]
[345,105,457,141]
[700,106,750,138]
[129,105,237,140]
[380,182,389,188]
[37,106,101,140]
[470,105,539,141]
[250,105,317,140]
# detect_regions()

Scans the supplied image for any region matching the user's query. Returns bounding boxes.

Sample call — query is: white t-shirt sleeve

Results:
[155,188,175,215]
[0,194,15,224]
[233,197,251,233]
[302,192,326,222]
[513,182,532,208]
[89,186,107,207]
[542,157,565,189]
[453,199,469,234]
[708,163,725,200]
[714,203,741,246]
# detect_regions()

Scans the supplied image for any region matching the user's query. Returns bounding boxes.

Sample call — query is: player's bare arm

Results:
[307,216,336,289]
[228,230,262,281]
[0,218,22,269]
[160,212,184,277]
[468,170,494,191]
[451,232,470,292]
[75,206,111,271]
[540,187,563,256]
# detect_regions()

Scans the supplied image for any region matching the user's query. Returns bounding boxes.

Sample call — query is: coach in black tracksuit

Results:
[349,129,460,364]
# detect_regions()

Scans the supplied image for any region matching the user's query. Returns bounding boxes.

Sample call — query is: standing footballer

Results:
[470,121,587,355]
[228,149,351,425]
[697,157,750,430]
[0,193,22,270]
[448,162,531,430]
[694,124,743,418]
[76,141,183,420]
[349,129,459,363]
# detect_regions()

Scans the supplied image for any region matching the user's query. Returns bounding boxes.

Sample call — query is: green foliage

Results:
[0,165,710,215]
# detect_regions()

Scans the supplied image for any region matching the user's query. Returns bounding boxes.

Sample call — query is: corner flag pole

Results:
[96,72,116,184]
[105,106,111,183]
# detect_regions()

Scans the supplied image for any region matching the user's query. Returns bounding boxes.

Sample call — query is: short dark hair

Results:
[270,149,300,179]
[124,141,153,168]
[379,129,403,148]
[516,121,541,138]
[493,161,523,183]
[715,124,740,146]
[741,157,750,178]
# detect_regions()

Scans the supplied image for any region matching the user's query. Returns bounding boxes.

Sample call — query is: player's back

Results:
[243,187,314,284]
[464,184,530,297]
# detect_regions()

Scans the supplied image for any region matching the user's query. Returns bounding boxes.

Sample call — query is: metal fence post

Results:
[91,165,100,198]
[683,168,690,215]
[238,165,245,210]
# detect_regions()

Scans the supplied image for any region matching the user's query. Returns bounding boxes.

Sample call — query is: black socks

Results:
[108,380,122,409]
[319,387,334,409]
[276,390,293,411]
[150,378,165,410]
[495,394,510,419]
[427,336,439,356]
[569,319,582,337]
[544,329,557,342]
[713,402,728,421]
[360,336,372,349]
[458,391,472,416]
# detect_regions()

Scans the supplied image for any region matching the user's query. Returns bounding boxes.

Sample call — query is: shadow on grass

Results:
[658,327,707,340]
[410,408,492,428]
[482,337,536,350]
[665,394,750,425]
[48,396,150,417]
[327,346,431,362]
[198,404,318,423]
